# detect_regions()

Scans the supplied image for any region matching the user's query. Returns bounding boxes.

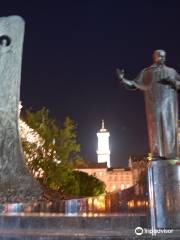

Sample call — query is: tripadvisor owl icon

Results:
[135,227,144,236]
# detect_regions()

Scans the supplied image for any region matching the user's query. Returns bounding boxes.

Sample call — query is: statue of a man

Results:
[117,50,180,159]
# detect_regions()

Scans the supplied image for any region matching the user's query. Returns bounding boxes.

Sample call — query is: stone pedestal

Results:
[148,160,180,229]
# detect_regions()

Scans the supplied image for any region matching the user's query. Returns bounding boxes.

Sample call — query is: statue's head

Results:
[153,50,166,64]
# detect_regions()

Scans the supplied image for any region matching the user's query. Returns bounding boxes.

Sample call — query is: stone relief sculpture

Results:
[0,16,42,202]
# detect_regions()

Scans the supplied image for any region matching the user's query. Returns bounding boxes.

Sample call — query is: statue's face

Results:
[153,50,166,64]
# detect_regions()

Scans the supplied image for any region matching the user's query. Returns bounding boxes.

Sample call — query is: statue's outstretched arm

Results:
[116,68,137,90]
[116,68,144,90]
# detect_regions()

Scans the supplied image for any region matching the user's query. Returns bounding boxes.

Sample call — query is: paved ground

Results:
[0,213,179,239]
[0,228,180,240]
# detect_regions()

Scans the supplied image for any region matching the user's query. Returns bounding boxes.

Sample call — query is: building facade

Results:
[77,163,133,193]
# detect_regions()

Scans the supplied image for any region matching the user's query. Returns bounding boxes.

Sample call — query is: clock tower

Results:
[97,120,111,168]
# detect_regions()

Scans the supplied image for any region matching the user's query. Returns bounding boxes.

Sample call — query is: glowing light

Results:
[99,196,105,200]
[121,184,125,190]
[97,135,110,152]
[147,153,153,161]
[19,103,62,178]
[97,120,111,167]
[19,119,43,144]
[128,200,135,208]
[88,213,93,217]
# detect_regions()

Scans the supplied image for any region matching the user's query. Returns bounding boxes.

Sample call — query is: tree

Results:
[20,107,105,197]
[72,171,106,196]
[20,107,83,194]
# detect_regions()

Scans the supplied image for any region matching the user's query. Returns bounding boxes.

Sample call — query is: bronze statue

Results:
[117,50,180,159]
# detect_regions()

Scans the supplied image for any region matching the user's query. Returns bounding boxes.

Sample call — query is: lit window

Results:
[99,172,103,176]
[121,184,125,190]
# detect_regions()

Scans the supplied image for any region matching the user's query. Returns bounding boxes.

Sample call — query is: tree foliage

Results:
[20,107,105,196]
[21,108,82,190]
[72,171,106,196]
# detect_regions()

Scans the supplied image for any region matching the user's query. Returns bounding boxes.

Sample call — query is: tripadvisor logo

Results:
[135,226,173,236]
[135,227,143,236]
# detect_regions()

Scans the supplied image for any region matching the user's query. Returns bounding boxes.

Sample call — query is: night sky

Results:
[1,1,180,167]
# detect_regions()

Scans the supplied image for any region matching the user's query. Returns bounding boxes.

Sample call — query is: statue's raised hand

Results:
[116,68,125,80]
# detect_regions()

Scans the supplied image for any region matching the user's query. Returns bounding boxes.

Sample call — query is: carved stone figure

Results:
[117,50,180,159]
[0,16,42,202]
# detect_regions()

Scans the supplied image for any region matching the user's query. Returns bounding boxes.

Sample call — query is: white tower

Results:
[97,120,111,168]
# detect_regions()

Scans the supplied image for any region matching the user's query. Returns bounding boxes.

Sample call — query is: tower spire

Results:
[102,119,105,129]
[100,119,107,132]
